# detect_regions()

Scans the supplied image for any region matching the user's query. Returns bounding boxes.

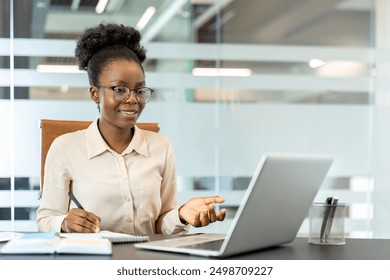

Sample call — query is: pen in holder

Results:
[308,197,347,245]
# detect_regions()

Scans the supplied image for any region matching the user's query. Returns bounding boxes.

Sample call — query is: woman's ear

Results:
[89,86,100,104]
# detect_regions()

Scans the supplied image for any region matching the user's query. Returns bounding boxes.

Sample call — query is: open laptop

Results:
[135,153,334,257]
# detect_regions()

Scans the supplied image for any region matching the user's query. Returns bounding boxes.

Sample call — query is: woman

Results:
[36,23,226,234]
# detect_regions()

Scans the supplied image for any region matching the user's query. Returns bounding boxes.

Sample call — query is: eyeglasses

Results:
[98,85,154,104]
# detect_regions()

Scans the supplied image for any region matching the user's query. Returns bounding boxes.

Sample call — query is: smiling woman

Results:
[35,23,226,235]
[90,59,148,140]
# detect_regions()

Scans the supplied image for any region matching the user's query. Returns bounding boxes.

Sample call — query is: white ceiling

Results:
[32,0,372,46]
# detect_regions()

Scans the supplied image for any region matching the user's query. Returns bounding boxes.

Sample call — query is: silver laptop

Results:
[135,153,334,257]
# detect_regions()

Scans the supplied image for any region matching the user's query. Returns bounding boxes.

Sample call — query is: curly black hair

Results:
[75,23,147,85]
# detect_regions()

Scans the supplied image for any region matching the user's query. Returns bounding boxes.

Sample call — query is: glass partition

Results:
[3,0,390,238]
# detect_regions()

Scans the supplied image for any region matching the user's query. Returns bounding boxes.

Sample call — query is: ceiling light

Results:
[60,85,69,93]
[36,1,47,8]
[142,0,187,43]
[95,0,109,14]
[36,65,81,73]
[136,6,156,30]
[192,67,252,77]
[309,58,325,68]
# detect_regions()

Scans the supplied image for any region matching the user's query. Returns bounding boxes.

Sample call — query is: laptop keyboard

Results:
[179,239,224,251]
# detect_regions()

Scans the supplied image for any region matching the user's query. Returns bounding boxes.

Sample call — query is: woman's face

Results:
[90,59,146,130]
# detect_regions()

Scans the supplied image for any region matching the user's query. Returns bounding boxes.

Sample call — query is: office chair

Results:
[39,119,160,198]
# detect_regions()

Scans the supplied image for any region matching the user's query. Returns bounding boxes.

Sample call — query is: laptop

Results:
[135,153,334,257]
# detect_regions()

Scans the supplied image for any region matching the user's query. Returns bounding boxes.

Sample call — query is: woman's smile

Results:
[118,109,138,116]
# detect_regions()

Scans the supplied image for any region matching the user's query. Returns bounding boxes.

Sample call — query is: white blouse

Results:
[36,120,188,234]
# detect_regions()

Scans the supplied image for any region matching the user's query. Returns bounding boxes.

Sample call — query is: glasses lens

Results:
[107,86,152,103]
[112,86,128,102]
[136,87,152,103]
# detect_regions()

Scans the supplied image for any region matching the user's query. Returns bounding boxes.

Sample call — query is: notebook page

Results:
[99,231,149,243]
[61,231,149,243]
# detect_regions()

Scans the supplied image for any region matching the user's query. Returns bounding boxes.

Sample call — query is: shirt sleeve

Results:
[155,140,189,234]
[35,137,71,232]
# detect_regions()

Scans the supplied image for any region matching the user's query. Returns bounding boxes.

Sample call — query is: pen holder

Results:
[308,202,347,245]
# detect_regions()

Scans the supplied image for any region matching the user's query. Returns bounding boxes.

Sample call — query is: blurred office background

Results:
[1,0,390,237]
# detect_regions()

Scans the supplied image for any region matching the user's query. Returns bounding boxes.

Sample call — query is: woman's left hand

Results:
[179,196,226,227]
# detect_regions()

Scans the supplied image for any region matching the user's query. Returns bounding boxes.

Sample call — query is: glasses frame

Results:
[98,85,154,104]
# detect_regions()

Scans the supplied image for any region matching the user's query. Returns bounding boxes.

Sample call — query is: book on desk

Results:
[0,231,148,255]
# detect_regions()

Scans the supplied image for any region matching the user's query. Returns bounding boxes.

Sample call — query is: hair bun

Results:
[75,23,146,70]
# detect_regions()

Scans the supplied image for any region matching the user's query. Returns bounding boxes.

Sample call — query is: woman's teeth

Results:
[119,110,137,115]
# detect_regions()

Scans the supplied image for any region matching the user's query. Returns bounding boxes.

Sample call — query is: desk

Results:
[0,236,389,260]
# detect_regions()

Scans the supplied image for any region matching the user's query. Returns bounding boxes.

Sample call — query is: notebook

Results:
[0,231,112,255]
[135,153,334,257]
[61,230,149,243]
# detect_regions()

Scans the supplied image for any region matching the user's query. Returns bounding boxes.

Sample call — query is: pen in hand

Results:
[68,191,84,210]
[65,192,101,233]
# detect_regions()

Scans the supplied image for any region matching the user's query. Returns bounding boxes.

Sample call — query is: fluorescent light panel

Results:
[309,58,325,68]
[36,64,80,73]
[192,67,252,77]
[95,0,109,14]
[136,6,156,30]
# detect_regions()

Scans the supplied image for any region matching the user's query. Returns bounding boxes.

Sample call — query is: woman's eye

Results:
[113,86,127,94]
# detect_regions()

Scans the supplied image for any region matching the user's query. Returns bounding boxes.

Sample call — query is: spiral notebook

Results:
[61,230,149,243]
[98,231,149,243]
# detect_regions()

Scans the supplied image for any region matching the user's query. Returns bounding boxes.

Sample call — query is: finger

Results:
[80,214,100,232]
[69,208,100,223]
[64,209,85,232]
[74,209,100,229]
[208,205,217,223]
[216,209,227,221]
[66,209,100,232]
[200,211,210,227]
[65,217,94,233]
[63,217,86,233]
[82,217,100,232]
[192,212,201,227]
[78,218,99,232]
[68,207,84,216]
[203,196,225,205]
[85,211,101,225]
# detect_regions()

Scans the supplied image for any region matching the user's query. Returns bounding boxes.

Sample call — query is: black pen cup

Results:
[308,202,347,245]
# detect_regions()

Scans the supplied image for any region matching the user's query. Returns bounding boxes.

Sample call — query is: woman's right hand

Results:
[61,208,101,233]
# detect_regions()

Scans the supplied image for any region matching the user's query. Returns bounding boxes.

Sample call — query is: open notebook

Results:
[61,230,149,243]
[0,231,148,255]
[0,231,112,255]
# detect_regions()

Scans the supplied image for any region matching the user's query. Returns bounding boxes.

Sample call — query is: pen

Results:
[324,196,339,241]
[320,197,333,242]
[68,191,84,210]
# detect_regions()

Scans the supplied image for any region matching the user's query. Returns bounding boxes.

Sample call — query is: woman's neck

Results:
[97,119,133,154]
